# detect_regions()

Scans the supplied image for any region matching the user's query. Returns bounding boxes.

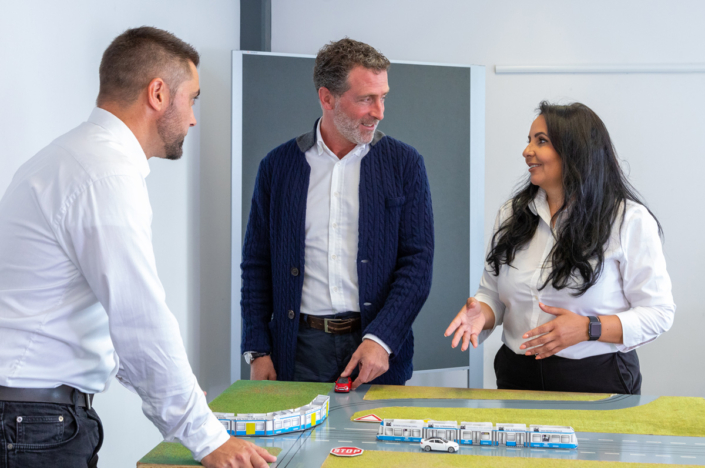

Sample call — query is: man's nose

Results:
[371,100,384,121]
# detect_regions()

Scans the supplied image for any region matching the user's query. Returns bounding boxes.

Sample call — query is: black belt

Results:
[0,385,93,409]
[300,314,361,334]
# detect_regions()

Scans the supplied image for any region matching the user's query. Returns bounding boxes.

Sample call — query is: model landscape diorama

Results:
[213,395,330,436]
[377,419,578,450]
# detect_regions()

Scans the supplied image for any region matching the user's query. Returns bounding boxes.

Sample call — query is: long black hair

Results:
[487,101,661,296]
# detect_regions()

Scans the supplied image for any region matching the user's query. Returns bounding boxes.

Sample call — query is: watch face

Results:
[589,321,601,338]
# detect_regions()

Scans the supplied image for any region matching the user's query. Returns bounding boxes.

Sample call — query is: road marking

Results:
[630,453,645,456]
[532,449,545,452]
[671,442,686,445]
[682,456,697,459]
[580,451,595,454]
[624,440,637,442]
[646,441,661,444]
[656,455,671,457]
[578,438,590,441]
[361,442,376,444]
[385,443,400,445]
[605,452,620,455]
[338,440,353,443]
[599,439,613,442]
[315,439,329,442]
[695,443,705,446]
[347,428,378,431]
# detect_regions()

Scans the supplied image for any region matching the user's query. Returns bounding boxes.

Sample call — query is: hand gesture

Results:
[201,436,276,468]
[444,297,486,351]
[340,340,390,390]
[520,302,590,359]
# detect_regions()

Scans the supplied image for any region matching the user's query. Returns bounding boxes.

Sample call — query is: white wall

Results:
[271,0,705,398]
[0,1,238,466]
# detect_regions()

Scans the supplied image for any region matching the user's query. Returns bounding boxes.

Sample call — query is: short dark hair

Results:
[313,38,390,95]
[97,26,199,106]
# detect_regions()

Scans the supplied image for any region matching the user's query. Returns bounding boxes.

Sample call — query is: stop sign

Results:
[330,446,364,457]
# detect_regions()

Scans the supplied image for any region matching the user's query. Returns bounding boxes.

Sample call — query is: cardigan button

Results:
[361,259,369,263]
[288,310,295,319]
[291,267,299,276]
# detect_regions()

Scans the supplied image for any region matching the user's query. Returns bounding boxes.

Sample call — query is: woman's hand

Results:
[520,302,589,359]
[444,297,488,351]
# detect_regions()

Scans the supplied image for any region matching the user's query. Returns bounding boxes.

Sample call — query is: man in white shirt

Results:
[0,27,275,468]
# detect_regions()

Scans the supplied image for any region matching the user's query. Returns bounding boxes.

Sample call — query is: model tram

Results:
[377,419,578,449]
[214,395,330,436]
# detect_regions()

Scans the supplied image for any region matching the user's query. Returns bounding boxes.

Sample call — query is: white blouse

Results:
[475,189,675,359]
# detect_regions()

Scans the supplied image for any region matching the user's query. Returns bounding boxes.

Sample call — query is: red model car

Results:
[335,376,352,393]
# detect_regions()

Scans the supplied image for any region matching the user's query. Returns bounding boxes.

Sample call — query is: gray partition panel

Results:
[232,51,485,382]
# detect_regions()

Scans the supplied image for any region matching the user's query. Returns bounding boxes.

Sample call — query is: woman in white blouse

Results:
[445,102,675,394]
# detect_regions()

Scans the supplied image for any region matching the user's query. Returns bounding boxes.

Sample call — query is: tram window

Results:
[236,423,245,431]
[386,428,393,436]
[255,423,264,431]
[481,432,491,441]
[412,430,421,438]
[274,421,282,430]
[542,435,550,442]
[561,436,570,444]
[551,435,560,443]
[394,429,403,436]
[462,431,471,439]
[507,433,515,441]
[533,434,541,442]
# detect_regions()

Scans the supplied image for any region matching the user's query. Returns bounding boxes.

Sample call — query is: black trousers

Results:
[0,401,103,468]
[293,312,362,383]
[494,344,642,394]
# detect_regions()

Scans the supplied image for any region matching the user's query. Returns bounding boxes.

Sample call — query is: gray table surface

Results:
[248,386,705,467]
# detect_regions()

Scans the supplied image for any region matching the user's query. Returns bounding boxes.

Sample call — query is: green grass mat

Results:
[137,442,280,466]
[209,380,333,413]
[321,451,700,468]
[351,396,705,437]
[365,385,611,401]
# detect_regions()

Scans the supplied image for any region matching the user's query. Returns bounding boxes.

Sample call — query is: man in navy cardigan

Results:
[241,38,434,389]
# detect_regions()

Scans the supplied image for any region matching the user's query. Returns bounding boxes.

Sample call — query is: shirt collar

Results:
[529,188,553,226]
[88,107,150,178]
[314,118,367,160]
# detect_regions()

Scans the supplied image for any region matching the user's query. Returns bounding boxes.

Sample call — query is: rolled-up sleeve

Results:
[615,205,675,351]
[59,175,229,461]
[474,205,509,343]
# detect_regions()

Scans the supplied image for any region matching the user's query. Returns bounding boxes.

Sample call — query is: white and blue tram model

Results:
[527,425,578,449]
[377,419,577,450]
[214,394,329,437]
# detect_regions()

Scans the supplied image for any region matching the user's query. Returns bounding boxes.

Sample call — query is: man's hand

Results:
[250,355,277,381]
[201,437,276,468]
[340,340,389,390]
[520,302,590,359]
[444,297,487,351]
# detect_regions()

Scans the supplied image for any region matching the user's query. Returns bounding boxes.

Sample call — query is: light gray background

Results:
[235,53,476,377]
[2,1,704,467]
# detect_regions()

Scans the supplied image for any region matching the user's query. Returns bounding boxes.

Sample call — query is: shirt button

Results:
[332,223,338,229]
[333,287,339,292]
[7,444,12,450]
[291,267,299,276]
[331,255,337,260]
[16,416,22,423]
[59,416,64,422]
[334,192,339,197]
[288,310,295,319]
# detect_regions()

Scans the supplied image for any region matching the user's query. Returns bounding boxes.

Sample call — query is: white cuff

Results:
[363,334,392,355]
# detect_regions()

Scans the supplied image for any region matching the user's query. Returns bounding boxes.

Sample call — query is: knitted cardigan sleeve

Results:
[240,156,274,354]
[363,149,434,355]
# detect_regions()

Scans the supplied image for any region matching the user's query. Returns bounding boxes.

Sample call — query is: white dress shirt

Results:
[0,108,229,461]
[300,119,390,353]
[475,189,675,359]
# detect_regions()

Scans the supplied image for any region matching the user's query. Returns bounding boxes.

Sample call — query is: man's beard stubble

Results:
[156,103,186,160]
[333,101,378,146]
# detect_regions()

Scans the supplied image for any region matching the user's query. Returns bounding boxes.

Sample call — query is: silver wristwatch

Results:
[244,351,269,365]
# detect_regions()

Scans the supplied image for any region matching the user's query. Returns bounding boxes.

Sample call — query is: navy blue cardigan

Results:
[240,122,434,383]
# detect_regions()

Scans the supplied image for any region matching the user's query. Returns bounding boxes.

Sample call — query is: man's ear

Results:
[146,77,169,112]
[318,87,336,111]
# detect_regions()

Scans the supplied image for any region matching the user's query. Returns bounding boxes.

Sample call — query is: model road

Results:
[250,386,705,468]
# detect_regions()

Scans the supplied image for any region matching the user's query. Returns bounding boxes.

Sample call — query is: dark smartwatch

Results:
[587,316,602,341]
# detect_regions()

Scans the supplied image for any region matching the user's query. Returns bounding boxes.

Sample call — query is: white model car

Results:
[420,437,459,453]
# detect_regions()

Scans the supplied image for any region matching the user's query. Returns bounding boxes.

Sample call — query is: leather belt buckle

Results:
[324,319,331,334]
